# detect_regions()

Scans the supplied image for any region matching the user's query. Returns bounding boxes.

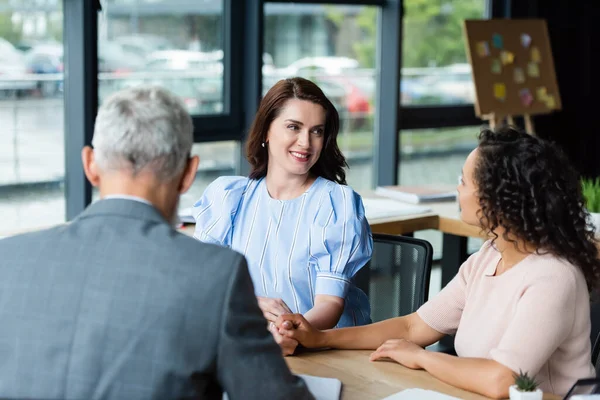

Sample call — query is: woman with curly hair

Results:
[276,126,599,398]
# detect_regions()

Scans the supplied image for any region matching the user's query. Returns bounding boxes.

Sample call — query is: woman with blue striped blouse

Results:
[192,77,373,355]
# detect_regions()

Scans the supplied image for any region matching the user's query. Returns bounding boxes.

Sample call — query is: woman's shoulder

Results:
[194,176,254,209]
[313,178,366,220]
[526,252,585,286]
[207,176,251,192]
[315,178,363,204]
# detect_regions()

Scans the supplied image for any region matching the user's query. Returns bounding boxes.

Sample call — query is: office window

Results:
[91,141,240,209]
[98,0,225,115]
[0,1,65,236]
[398,126,481,258]
[179,141,239,209]
[401,0,486,106]
[398,126,479,185]
[263,4,378,191]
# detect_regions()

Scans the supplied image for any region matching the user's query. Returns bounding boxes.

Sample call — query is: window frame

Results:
[62,0,508,219]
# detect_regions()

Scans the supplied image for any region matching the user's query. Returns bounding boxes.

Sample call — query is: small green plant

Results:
[582,178,600,213]
[514,370,540,392]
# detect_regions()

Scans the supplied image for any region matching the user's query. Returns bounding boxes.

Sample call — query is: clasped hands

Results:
[256,296,298,356]
[272,312,428,370]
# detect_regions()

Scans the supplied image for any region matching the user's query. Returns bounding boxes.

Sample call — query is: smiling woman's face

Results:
[265,98,326,178]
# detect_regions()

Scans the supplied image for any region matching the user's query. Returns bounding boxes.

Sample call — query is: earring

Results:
[261,142,266,148]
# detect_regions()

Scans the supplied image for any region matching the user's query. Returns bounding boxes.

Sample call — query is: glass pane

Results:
[401,0,487,106]
[98,0,225,115]
[398,126,481,260]
[180,141,239,210]
[92,141,240,211]
[263,4,378,191]
[0,1,65,237]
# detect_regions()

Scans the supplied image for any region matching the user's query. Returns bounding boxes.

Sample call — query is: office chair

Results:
[591,298,600,374]
[354,233,433,323]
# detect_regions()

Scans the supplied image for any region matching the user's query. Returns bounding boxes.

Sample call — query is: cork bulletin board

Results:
[463,19,561,118]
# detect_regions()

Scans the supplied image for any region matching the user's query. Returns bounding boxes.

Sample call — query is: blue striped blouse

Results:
[192,176,373,327]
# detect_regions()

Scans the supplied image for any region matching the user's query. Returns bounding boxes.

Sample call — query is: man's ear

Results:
[81,146,101,187]
[178,155,199,194]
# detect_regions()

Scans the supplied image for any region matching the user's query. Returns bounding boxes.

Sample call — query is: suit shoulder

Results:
[0,224,70,247]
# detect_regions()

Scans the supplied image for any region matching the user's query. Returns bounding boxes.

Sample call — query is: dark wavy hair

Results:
[245,77,348,184]
[473,125,600,290]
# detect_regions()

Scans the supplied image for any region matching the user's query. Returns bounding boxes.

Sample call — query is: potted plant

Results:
[509,370,542,400]
[582,178,600,232]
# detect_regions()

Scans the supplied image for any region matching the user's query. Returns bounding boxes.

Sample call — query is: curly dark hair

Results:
[474,125,600,291]
[245,77,348,184]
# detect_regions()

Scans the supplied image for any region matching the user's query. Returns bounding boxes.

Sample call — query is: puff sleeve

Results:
[309,185,373,299]
[192,176,248,247]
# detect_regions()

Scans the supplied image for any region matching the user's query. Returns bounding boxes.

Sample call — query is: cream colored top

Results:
[418,241,595,395]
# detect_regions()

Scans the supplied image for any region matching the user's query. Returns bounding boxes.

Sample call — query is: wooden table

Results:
[287,349,560,400]
[365,198,481,239]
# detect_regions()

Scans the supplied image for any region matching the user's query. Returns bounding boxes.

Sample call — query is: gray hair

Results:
[92,86,194,180]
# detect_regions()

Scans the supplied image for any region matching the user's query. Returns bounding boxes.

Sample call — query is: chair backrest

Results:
[590,298,600,374]
[593,331,600,376]
[354,233,433,322]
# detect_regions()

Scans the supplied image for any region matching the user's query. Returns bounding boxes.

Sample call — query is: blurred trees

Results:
[325,0,485,68]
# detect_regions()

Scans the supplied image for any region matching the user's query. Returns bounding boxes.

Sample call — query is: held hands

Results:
[276,313,326,349]
[369,338,426,369]
[268,321,298,356]
[257,297,297,355]
[257,296,293,323]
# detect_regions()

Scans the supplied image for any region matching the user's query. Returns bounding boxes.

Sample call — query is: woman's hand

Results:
[369,338,426,369]
[268,321,298,356]
[276,313,327,349]
[257,296,293,323]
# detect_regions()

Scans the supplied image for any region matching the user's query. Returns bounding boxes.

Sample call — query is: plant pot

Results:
[590,212,600,233]
[509,385,543,400]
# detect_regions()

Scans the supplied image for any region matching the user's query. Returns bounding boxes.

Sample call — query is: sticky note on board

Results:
[531,46,541,63]
[545,95,557,109]
[521,33,532,48]
[519,88,533,107]
[492,33,503,49]
[527,62,540,77]
[491,59,502,74]
[514,67,525,84]
[500,51,515,65]
[536,87,548,101]
[494,83,506,101]
[476,41,490,57]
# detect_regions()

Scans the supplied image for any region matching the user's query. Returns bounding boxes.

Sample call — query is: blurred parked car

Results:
[279,56,360,76]
[403,64,474,105]
[113,34,173,59]
[428,63,475,104]
[24,43,64,96]
[98,41,145,73]
[99,77,219,115]
[145,50,224,74]
[0,38,37,95]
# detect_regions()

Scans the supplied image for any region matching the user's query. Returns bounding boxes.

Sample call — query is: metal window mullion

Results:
[375,0,402,187]
[63,0,99,219]
[235,0,263,176]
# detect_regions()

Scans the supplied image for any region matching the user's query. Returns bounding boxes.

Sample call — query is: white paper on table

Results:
[381,388,461,400]
[363,198,432,220]
[298,374,342,400]
[223,374,341,400]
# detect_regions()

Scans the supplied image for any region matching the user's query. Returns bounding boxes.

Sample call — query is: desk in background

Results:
[287,349,561,400]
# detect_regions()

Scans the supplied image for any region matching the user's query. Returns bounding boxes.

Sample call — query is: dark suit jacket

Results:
[0,199,313,400]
